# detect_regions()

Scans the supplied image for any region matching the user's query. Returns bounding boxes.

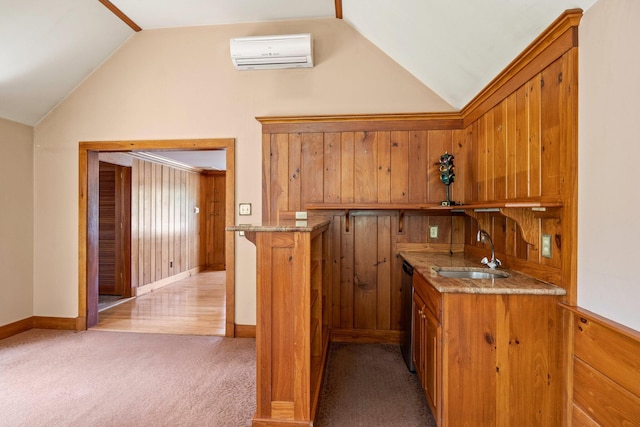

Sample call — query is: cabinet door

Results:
[425,310,441,422]
[412,291,426,386]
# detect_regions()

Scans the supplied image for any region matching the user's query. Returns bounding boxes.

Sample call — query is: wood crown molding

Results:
[256,112,463,133]
[99,0,142,32]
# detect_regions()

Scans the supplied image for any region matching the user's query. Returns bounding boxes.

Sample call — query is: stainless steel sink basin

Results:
[436,268,509,279]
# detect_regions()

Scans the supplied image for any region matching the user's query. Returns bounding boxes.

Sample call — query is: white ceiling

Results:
[0,0,598,126]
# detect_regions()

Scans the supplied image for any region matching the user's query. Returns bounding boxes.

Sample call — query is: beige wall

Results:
[579,0,640,331]
[0,117,33,325]
[33,18,453,324]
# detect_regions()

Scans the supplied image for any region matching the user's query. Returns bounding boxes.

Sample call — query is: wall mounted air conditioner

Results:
[230,33,313,70]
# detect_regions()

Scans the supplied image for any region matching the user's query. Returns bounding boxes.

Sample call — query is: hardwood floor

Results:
[92,270,225,336]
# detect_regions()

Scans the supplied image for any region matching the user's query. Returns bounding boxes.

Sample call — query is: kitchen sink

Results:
[436,268,509,279]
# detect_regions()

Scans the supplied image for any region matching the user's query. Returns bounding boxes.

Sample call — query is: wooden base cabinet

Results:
[413,273,562,426]
[242,220,331,427]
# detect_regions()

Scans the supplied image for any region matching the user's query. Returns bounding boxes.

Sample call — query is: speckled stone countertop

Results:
[399,251,566,295]
[227,218,331,233]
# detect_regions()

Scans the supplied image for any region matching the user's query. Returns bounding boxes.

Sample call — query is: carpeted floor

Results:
[317,343,435,426]
[1,330,433,426]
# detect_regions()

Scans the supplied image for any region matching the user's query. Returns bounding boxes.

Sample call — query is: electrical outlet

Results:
[239,230,245,237]
[541,234,552,258]
[295,211,308,220]
[430,225,439,239]
[239,203,251,216]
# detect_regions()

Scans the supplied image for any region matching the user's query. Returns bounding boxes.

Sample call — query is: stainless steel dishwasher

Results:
[400,259,415,372]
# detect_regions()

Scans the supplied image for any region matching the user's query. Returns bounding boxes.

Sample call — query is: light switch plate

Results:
[430,225,439,239]
[541,234,552,258]
[239,203,251,216]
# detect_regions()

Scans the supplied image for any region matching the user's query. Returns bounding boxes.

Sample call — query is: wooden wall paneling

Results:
[143,161,152,285]
[573,312,640,398]
[168,168,175,276]
[540,57,564,198]
[491,216,507,259]
[376,131,391,203]
[154,163,162,280]
[340,132,355,203]
[131,160,139,290]
[330,214,342,328]
[505,93,517,200]
[270,134,289,220]
[161,165,170,279]
[354,131,377,203]
[390,131,409,203]
[485,108,499,200]
[528,75,542,198]
[173,171,187,271]
[514,84,530,199]
[340,214,354,328]
[476,116,488,202]
[408,131,428,203]
[564,305,640,427]
[389,220,403,331]
[403,213,428,243]
[427,130,452,204]
[505,218,519,259]
[323,133,341,204]
[573,358,640,427]
[288,133,302,211]
[179,170,187,273]
[450,128,471,204]
[301,133,324,205]
[199,172,207,268]
[493,101,507,200]
[353,216,378,330]
[376,216,391,330]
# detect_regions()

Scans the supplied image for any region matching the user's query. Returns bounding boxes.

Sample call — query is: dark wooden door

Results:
[98,162,131,297]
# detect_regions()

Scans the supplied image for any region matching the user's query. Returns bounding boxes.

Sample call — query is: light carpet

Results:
[1,330,433,426]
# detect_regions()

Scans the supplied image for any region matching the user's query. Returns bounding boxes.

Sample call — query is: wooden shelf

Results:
[304,198,563,248]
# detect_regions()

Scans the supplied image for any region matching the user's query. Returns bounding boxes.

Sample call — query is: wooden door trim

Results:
[79,138,236,336]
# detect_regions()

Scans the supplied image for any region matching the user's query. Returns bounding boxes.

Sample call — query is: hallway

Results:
[92,270,225,336]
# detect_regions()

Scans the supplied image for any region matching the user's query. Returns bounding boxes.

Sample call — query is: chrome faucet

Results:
[476,229,501,269]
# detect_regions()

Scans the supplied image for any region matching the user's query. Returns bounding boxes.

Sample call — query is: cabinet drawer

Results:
[413,273,441,321]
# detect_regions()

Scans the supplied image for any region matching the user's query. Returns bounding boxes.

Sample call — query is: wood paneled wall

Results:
[462,51,576,290]
[131,159,205,289]
[264,128,469,215]
[565,306,640,426]
[262,125,466,340]
[259,10,581,340]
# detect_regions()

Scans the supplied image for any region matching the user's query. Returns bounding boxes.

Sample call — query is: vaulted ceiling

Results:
[1,0,597,126]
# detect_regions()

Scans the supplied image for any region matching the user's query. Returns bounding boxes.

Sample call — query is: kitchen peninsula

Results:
[229,218,331,427]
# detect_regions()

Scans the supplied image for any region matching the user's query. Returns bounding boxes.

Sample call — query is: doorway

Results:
[79,139,236,336]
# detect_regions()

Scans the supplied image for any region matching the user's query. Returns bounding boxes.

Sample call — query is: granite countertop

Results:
[226,217,331,233]
[398,251,566,295]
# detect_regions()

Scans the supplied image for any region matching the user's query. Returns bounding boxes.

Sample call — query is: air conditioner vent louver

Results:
[230,34,313,70]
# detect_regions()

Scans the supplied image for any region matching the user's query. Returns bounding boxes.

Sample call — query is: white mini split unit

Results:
[230,33,313,70]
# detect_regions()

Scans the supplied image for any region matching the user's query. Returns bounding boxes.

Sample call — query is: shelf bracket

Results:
[464,209,492,234]
[344,209,350,233]
[499,208,539,248]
